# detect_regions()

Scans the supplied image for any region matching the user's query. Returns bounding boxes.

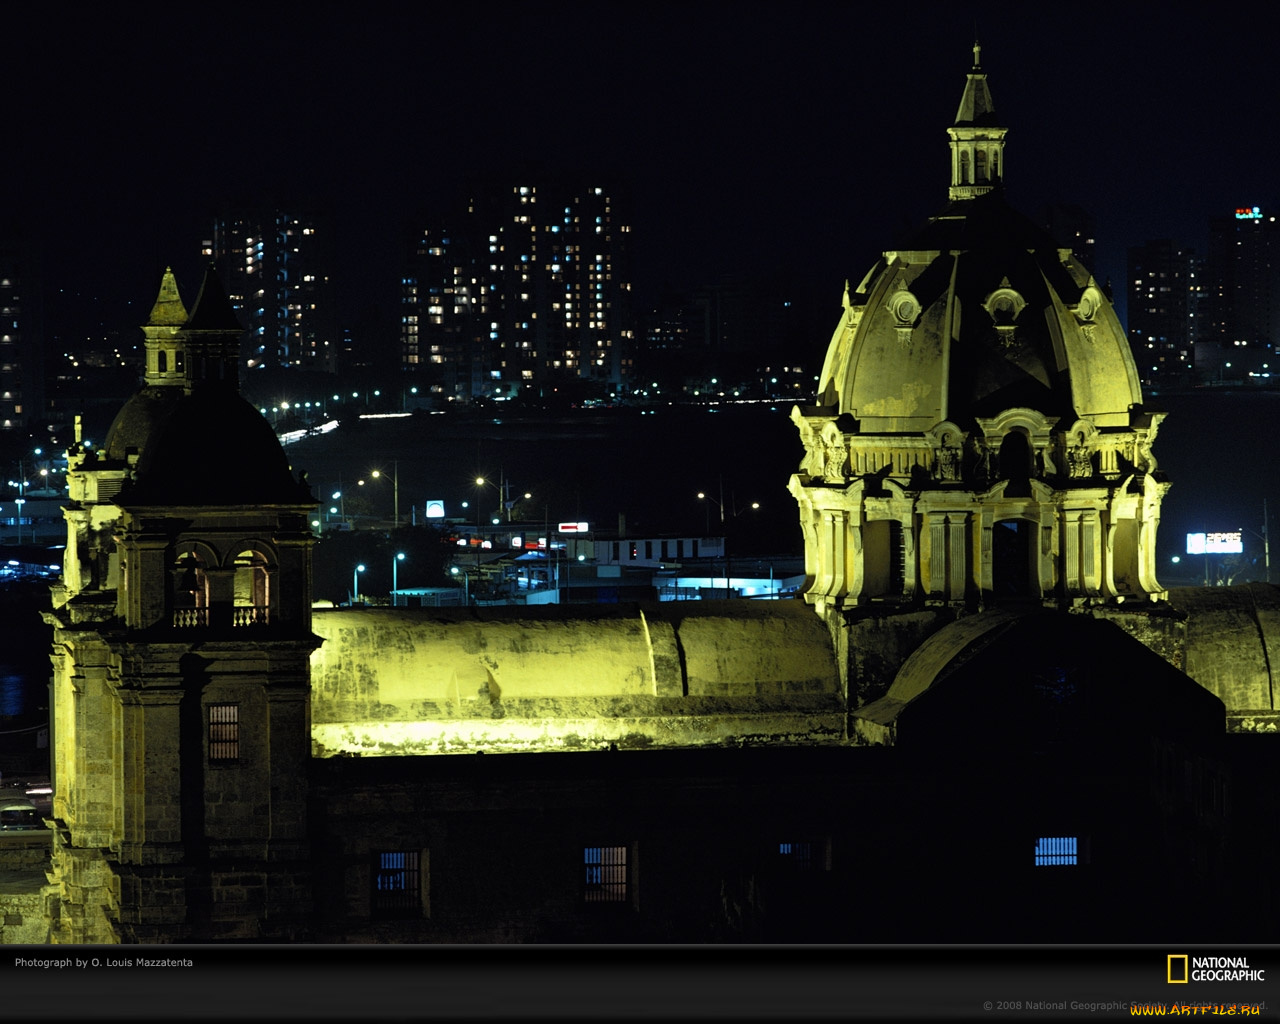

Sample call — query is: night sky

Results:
[11,5,1275,343]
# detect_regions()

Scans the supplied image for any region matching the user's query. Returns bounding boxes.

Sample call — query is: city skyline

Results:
[22,18,1280,956]
[10,6,1276,345]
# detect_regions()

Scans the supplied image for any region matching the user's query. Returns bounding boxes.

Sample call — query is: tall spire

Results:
[947,41,1007,201]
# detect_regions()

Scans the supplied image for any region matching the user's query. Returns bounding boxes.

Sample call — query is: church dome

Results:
[817,130,1141,431]
[790,46,1167,613]
[98,268,311,507]
[103,386,183,462]
[121,387,312,506]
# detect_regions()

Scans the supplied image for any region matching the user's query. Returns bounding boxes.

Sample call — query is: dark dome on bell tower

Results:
[122,387,312,506]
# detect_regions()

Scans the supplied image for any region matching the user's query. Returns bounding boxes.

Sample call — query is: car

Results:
[0,798,42,831]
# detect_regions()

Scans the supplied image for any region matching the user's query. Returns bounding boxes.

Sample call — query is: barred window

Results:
[584,845,627,902]
[779,841,815,870]
[1034,836,1078,866]
[373,850,424,918]
[779,840,831,871]
[208,704,239,763]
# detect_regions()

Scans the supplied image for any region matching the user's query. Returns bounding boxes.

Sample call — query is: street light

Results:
[451,565,470,604]
[697,480,760,596]
[477,471,525,521]
[371,462,401,526]
[392,552,405,604]
[352,564,365,605]
[475,475,502,521]
[8,475,28,544]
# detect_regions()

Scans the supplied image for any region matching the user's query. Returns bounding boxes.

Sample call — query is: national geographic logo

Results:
[1168,955,1266,983]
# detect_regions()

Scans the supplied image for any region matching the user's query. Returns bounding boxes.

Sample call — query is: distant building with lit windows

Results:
[636,281,814,401]
[0,238,43,430]
[1197,206,1280,383]
[203,205,337,373]
[1126,239,1197,388]
[400,182,634,401]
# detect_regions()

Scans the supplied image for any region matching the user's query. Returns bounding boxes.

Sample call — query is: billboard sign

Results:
[1187,531,1243,555]
[558,522,589,533]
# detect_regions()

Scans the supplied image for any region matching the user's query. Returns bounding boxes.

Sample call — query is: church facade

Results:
[38,50,1280,944]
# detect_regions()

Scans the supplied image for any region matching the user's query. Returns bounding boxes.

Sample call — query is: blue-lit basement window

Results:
[373,850,422,917]
[584,845,627,902]
[779,842,815,870]
[1034,836,1078,866]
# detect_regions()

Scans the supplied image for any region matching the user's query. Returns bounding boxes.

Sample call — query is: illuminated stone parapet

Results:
[309,602,844,755]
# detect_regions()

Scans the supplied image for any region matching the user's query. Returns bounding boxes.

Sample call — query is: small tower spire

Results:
[947,42,1007,201]
[141,267,188,387]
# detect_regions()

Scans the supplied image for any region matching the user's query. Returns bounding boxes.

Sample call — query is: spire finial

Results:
[973,39,981,70]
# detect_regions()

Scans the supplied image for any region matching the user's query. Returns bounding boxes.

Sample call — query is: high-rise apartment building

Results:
[1126,239,1196,388]
[401,182,634,401]
[203,206,337,374]
[0,238,43,430]
[1198,206,1280,382]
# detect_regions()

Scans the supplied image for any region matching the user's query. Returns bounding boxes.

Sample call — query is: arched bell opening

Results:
[171,548,211,627]
[232,549,273,626]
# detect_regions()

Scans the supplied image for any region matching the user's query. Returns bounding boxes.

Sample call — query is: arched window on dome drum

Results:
[172,551,209,628]
[960,151,971,184]
[975,149,988,183]
[998,431,1032,498]
[157,350,167,374]
[232,550,271,627]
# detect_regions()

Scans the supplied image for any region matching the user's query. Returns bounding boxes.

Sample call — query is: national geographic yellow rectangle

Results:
[1168,954,1189,983]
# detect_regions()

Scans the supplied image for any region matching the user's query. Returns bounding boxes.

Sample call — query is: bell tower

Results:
[47,268,319,943]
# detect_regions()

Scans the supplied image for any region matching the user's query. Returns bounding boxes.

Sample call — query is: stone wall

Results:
[309,600,844,756]
[0,833,53,944]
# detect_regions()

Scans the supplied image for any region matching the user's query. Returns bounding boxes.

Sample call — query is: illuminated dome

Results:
[790,46,1168,613]
[817,191,1143,431]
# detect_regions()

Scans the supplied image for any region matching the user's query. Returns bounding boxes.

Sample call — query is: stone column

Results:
[947,513,967,602]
